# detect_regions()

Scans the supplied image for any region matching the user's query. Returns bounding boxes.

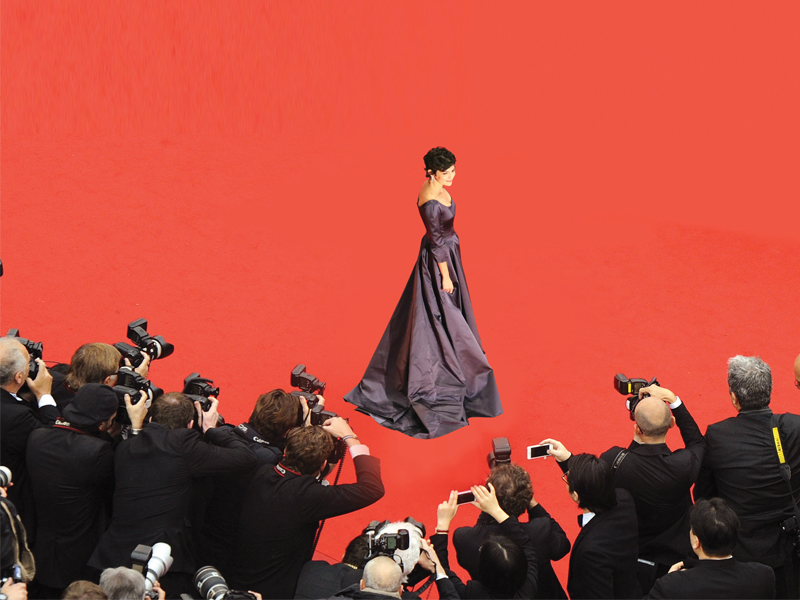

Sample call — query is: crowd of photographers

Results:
[2,321,800,600]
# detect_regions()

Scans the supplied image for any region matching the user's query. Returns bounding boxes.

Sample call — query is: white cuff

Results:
[669,397,682,410]
[436,572,449,581]
[37,394,56,408]
[349,444,370,458]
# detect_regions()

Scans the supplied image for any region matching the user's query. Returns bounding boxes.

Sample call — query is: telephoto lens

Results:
[0,466,11,488]
[194,566,230,600]
[144,543,173,593]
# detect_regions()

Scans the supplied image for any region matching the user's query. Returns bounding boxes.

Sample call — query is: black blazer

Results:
[26,425,115,588]
[295,561,363,599]
[567,488,641,599]
[695,408,800,566]
[644,557,776,599]
[433,515,538,599]
[89,423,256,574]
[0,388,59,540]
[453,503,569,599]
[230,454,385,600]
[600,401,704,565]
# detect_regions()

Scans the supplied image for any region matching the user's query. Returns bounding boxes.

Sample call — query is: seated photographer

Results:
[453,463,569,599]
[26,384,148,599]
[545,450,640,599]
[645,498,775,599]
[428,485,538,599]
[230,419,385,599]
[295,533,368,599]
[89,393,256,597]
[197,389,315,574]
[0,336,58,542]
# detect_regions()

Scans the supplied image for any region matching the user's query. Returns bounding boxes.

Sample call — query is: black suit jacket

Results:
[453,503,569,599]
[295,561,363,599]
[567,488,641,599]
[600,401,704,565]
[644,557,776,599]
[230,455,385,600]
[89,423,256,574]
[433,515,538,599]
[0,388,59,540]
[695,408,800,567]
[26,425,115,588]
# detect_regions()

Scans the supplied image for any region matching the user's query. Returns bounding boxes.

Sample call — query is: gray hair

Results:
[728,355,772,410]
[0,337,28,387]
[362,556,403,595]
[99,567,145,600]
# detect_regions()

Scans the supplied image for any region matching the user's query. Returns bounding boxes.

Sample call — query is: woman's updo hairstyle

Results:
[423,147,456,178]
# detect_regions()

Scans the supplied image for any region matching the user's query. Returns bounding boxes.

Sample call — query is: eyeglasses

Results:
[561,472,569,484]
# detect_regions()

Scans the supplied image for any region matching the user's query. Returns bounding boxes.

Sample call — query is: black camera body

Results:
[6,328,43,379]
[290,365,346,465]
[363,517,426,566]
[183,373,220,411]
[614,374,660,420]
[113,367,163,423]
[114,318,174,367]
[291,364,326,395]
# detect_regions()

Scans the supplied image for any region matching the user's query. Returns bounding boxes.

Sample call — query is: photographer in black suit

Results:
[452,463,569,599]
[696,355,800,598]
[645,498,775,599]
[597,384,705,592]
[26,383,148,598]
[230,419,385,599]
[0,336,58,543]
[89,392,256,596]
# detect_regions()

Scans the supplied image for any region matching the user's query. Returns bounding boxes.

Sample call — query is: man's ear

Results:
[570,490,580,504]
[187,419,194,430]
[103,374,117,386]
[360,580,366,591]
[669,415,676,429]
[730,392,741,411]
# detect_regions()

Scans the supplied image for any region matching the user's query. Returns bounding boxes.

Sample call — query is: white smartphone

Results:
[527,444,552,460]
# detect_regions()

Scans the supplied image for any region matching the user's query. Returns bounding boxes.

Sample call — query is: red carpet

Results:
[2,1,799,594]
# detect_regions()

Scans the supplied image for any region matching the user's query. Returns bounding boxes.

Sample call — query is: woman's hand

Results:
[437,490,459,530]
[442,276,454,294]
[471,483,509,523]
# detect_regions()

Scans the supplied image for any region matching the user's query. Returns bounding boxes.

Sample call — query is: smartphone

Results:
[456,490,475,504]
[527,444,552,460]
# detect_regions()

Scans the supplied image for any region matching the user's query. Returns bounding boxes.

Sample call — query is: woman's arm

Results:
[438,262,453,293]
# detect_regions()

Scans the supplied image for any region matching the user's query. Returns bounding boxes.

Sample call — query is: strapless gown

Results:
[344,198,502,439]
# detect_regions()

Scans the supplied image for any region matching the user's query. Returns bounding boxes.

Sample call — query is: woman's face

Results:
[431,165,456,186]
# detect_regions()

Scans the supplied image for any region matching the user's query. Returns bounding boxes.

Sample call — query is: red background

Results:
[2,1,800,592]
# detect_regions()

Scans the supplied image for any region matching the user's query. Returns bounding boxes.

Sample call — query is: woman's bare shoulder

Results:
[418,182,436,206]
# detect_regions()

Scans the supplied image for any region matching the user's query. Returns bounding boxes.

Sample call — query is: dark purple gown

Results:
[344,198,502,439]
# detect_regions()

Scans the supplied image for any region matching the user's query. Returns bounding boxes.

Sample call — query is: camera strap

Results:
[770,414,800,522]
[611,449,629,474]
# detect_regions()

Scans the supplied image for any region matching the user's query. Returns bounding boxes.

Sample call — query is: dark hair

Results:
[727,355,772,410]
[249,389,301,443]
[477,535,527,596]
[342,533,369,568]
[487,464,533,518]
[65,343,122,390]
[568,453,617,514]
[62,580,107,600]
[423,147,456,178]
[283,426,334,475]
[690,498,740,557]
[150,392,194,429]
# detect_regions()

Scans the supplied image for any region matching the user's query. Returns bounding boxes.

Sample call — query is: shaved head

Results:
[362,556,403,595]
[794,354,800,385]
[635,397,672,437]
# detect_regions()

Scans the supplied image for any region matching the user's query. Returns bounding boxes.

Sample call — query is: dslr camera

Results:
[193,566,257,600]
[290,364,346,465]
[183,372,225,428]
[364,517,426,559]
[130,543,173,599]
[6,328,43,379]
[113,367,163,423]
[614,374,660,420]
[114,318,174,368]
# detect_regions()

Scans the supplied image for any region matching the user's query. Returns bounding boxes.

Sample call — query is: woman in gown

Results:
[344,147,502,439]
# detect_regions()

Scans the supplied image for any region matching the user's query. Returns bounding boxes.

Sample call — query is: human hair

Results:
[690,498,740,557]
[62,580,108,600]
[249,389,301,443]
[150,392,194,429]
[634,398,672,437]
[568,453,617,514]
[0,337,28,386]
[65,343,121,390]
[342,533,370,568]
[477,534,528,596]
[362,556,403,595]
[99,567,145,600]
[282,426,334,475]
[423,147,456,178]
[728,355,772,410]
[487,463,533,518]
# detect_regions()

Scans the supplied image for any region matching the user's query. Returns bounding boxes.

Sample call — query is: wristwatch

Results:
[0,591,9,600]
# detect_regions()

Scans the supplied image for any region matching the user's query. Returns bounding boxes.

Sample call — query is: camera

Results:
[782,516,800,558]
[193,566,257,600]
[363,518,426,573]
[6,328,43,379]
[130,543,173,599]
[114,318,174,367]
[487,437,512,469]
[290,365,346,466]
[291,364,326,395]
[0,466,12,488]
[614,374,660,420]
[113,367,163,423]
[183,372,225,428]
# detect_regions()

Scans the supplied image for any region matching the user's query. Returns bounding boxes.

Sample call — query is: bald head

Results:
[635,397,672,438]
[361,556,403,597]
[0,337,30,391]
[794,354,800,387]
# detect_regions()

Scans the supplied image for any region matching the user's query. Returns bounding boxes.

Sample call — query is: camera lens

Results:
[194,566,229,600]
[0,466,12,488]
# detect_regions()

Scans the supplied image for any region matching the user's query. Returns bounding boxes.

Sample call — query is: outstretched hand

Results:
[437,490,459,530]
